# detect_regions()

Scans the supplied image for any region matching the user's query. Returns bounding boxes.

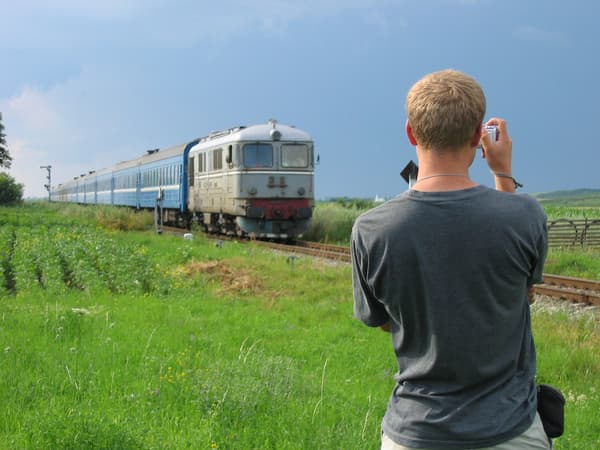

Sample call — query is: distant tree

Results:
[0,172,23,205]
[0,112,11,169]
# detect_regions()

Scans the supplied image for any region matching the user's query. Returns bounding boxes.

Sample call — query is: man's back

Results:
[352,185,548,448]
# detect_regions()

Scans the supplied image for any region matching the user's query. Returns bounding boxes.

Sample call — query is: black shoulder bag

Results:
[537,384,565,439]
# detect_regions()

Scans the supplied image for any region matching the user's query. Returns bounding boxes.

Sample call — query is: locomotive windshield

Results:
[281,144,309,168]
[243,143,273,168]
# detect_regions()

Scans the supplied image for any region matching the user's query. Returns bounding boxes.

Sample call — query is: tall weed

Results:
[303,202,370,244]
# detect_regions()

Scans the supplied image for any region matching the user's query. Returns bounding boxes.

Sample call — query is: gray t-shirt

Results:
[351,185,548,449]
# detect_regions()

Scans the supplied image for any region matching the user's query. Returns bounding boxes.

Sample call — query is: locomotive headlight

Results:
[297,187,306,196]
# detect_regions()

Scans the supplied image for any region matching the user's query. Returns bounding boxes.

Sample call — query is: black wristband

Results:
[493,172,523,189]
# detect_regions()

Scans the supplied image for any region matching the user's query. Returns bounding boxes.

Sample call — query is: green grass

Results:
[0,203,599,449]
[0,202,154,231]
[0,207,393,448]
[545,247,600,280]
[302,201,372,244]
[532,308,600,449]
[536,189,600,208]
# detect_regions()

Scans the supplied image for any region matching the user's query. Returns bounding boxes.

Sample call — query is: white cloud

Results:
[3,138,53,199]
[1,87,70,197]
[7,87,63,133]
[0,69,141,197]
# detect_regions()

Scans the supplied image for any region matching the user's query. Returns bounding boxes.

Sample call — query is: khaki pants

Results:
[381,412,551,450]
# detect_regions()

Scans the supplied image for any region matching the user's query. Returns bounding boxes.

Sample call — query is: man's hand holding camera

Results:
[479,118,519,192]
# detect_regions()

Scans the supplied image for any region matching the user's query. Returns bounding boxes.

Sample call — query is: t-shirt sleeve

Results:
[528,206,548,286]
[351,224,390,327]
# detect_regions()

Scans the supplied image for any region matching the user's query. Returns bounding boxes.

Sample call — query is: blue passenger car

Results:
[112,160,139,208]
[95,168,113,205]
[135,140,199,223]
[83,172,97,204]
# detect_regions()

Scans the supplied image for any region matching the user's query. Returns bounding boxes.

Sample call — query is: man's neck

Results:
[413,146,477,192]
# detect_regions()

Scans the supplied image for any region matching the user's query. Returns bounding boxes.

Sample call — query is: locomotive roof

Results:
[233,122,312,142]
[191,121,312,151]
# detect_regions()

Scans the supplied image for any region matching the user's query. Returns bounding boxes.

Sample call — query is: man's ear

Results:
[470,124,483,148]
[406,121,418,146]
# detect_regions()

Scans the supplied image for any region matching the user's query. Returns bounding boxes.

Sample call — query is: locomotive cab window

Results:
[281,144,309,168]
[226,145,233,166]
[243,143,273,168]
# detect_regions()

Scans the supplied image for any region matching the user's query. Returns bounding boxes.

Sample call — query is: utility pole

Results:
[40,165,52,202]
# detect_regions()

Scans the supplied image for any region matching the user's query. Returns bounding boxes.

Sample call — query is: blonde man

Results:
[352,70,549,449]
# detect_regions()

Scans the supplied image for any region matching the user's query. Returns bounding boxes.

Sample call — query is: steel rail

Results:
[254,240,351,263]
[541,274,600,291]
[532,284,600,306]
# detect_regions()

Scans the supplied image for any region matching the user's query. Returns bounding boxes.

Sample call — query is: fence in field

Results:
[547,218,600,247]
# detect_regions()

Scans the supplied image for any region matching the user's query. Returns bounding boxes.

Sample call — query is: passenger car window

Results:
[243,143,273,168]
[282,144,309,168]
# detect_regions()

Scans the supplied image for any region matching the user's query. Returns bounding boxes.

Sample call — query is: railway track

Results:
[291,240,351,262]
[238,239,351,262]
[161,226,600,307]
[250,241,600,307]
[534,274,600,306]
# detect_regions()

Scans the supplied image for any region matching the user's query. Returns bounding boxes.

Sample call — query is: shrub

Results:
[0,172,24,205]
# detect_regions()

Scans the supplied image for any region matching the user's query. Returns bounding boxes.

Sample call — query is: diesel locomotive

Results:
[51,120,315,239]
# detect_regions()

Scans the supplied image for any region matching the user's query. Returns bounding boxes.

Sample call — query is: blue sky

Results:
[1,0,598,199]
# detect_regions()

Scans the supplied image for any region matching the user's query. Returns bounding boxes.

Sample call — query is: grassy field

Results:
[0,203,599,449]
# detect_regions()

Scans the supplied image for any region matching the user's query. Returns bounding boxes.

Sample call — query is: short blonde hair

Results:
[406,69,486,151]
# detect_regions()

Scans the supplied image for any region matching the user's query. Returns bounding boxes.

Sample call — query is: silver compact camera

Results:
[477,125,497,149]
